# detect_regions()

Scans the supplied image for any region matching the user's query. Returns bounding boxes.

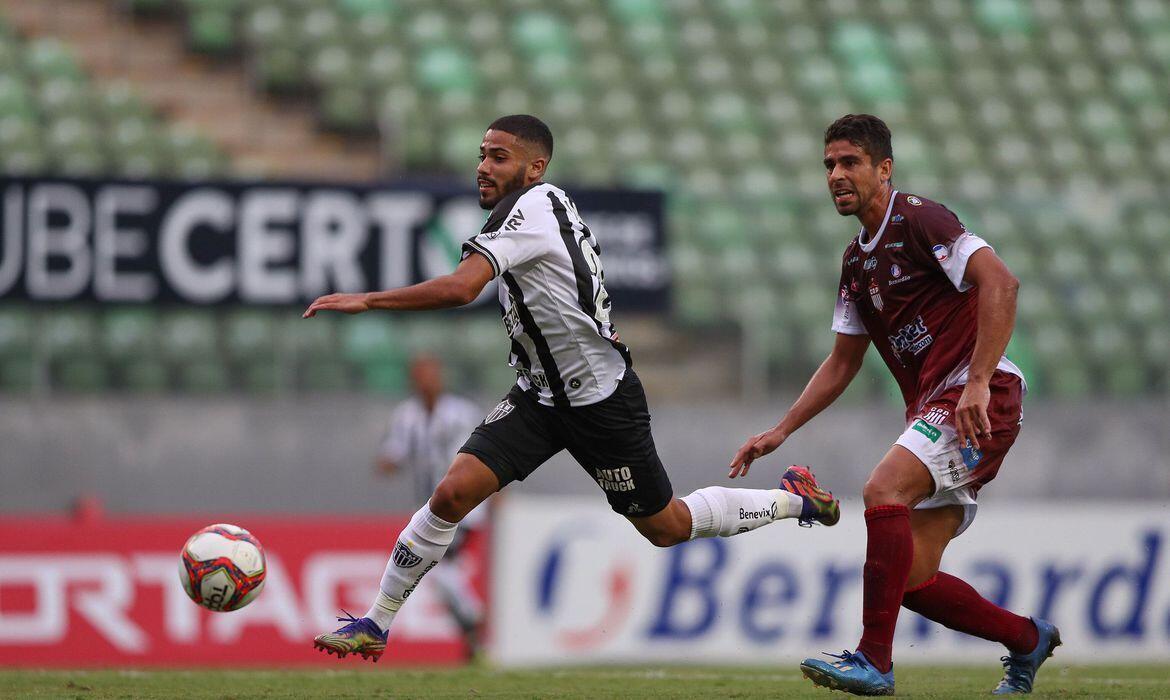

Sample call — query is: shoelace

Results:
[825,650,859,666]
[996,655,1031,692]
[334,609,362,630]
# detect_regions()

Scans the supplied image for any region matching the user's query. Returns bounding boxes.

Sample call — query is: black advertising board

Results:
[0,176,668,310]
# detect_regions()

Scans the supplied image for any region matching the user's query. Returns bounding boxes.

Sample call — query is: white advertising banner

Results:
[490,496,1170,666]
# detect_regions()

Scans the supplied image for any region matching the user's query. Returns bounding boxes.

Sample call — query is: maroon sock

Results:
[856,504,913,674]
[902,571,1039,655]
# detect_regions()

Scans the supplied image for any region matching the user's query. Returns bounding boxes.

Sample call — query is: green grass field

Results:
[2,665,1168,699]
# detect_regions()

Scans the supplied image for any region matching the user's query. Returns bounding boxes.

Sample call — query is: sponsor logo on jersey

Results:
[932,244,949,263]
[889,315,933,356]
[891,214,905,224]
[907,195,923,206]
[484,399,515,424]
[885,241,904,249]
[595,467,635,493]
[847,255,859,264]
[912,419,942,443]
[923,407,951,425]
[392,541,423,568]
[504,209,525,231]
[889,262,912,285]
[863,257,877,271]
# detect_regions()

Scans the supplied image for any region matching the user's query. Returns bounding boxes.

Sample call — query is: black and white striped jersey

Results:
[461,182,631,407]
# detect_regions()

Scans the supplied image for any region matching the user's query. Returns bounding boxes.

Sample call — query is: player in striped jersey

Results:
[304,115,840,662]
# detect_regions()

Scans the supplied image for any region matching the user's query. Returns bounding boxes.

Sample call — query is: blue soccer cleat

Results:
[780,465,841,527]
[800,649,895,696]
[312,611,388,663]
[992,618,1062,694]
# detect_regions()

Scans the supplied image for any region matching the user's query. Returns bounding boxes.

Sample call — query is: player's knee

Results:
[862,477,904,508]
[430,478,472,522]
[643,529,687,548]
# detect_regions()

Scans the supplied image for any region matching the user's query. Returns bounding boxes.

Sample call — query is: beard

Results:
[478,168,528,209]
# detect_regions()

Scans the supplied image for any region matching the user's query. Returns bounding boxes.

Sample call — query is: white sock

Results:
[365,505,458,632]
[680,486,803,539]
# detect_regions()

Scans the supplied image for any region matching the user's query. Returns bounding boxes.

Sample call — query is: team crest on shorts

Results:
[392,541,423,568]
[484,399,515,424]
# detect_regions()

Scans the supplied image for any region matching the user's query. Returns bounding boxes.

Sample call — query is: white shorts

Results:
[895,417,980,537]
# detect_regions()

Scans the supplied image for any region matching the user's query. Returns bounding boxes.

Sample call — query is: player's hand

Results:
[954,381,992,450]
[728,427,787,478]
[303,293,370,318]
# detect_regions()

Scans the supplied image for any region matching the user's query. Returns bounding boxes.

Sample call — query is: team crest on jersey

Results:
[932,244,949,263]
[484,399,515,424]
[868,277,883,311]
[392,541,423,568]
[891,264,902,278]
[907,195,923,206]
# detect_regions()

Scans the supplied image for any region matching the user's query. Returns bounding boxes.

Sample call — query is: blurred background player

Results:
[306,114,840,662]
[730,114,1058,696]
[375,353,484,659]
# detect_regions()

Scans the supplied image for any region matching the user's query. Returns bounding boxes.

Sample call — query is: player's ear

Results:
[529,155,548,181]
[880,157,893,184]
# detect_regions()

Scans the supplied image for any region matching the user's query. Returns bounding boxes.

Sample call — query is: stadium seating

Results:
[1,0,1167,397]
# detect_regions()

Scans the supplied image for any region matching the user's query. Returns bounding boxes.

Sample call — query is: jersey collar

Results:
[857,189,899,254]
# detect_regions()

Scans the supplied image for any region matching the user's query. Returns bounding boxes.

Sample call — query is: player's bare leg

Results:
[313,454,498,662]
[629,466,840,547]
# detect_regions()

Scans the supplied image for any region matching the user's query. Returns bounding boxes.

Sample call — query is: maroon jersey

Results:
[831,191,1024,417]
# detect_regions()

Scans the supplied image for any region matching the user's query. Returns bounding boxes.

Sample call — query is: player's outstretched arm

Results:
[954,248,1019,449]
[728,333,869,478]
[303,254,495,318]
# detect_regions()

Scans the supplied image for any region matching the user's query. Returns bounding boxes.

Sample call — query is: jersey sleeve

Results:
[831,264,867,336]
[908,203,991,292]
[461,192,551,277]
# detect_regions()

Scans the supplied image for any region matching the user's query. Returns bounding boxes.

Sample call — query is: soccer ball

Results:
[179,523,266,612]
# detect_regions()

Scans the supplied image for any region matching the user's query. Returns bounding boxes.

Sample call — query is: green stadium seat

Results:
[24,39,83,81]
[0,357,37,394]
[102,308,159,359]
[361,360,407,394]
[160,311,218,360]
[223,309,276,361]
[0,307,33,358]
[299,361,352,391]
[42,311,98,359]
[415,45,477,93]
[319,85,374,132]
[187,9,237,54]
[120,360,171,393]
[178,361,231,393]
[54,359,110,393]
[252,45,306,93]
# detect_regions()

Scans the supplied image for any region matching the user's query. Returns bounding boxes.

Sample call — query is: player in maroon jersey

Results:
[729,115,1059,696]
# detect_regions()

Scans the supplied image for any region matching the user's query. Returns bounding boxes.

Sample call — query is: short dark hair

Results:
[824,114,893,164]
[488,114,553,158]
